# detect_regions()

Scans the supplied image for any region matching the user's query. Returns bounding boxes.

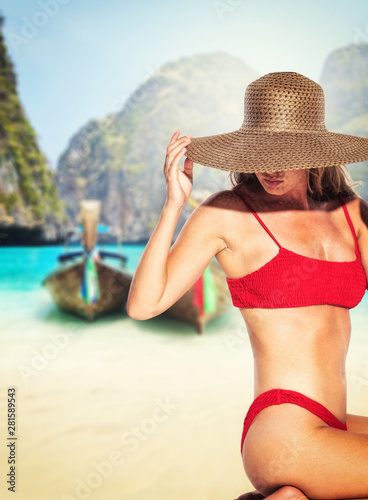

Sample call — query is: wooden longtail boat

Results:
[164,259,233,333]
[42,200,133,321]
[42,256,133,321]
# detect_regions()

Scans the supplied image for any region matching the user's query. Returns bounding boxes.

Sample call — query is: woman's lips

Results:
[264,178,283,187]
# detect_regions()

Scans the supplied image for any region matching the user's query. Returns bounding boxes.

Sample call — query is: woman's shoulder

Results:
[186,188,249,235]
[340,194,368,213]
[343,196,368,253]
[200,186,253,211]
[338,195,368,236]
[321,193,365,211]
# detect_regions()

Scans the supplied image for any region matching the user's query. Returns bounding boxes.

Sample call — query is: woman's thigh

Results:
[347,413,368,434]
[243,404,368,499]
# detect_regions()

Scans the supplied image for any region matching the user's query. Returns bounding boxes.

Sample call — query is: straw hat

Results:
[185,72,368,173]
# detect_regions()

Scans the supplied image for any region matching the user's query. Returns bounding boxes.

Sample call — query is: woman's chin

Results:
[262,185,286,195]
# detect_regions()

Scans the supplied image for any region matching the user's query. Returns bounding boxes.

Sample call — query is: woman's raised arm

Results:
[127,130,226,320]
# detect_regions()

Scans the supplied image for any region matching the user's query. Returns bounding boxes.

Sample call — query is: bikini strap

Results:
[339,195,360,256]
[232,190,282,248]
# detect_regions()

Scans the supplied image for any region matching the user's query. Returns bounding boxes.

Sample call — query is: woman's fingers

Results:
[164,133,192,176]
[166,135,191,158]
[162,132,194,207]
[166,148,187,179]
[168,129,180,146]
[183,157,193,177]
[166,135,186,157]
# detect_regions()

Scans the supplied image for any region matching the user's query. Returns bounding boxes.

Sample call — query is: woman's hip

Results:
[240,388,347,453]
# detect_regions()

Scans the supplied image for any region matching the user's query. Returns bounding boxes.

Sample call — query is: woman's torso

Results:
[211,185,366,420]
[240,305,350,421]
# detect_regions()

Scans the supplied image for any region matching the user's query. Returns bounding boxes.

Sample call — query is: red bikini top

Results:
[226,191,367,309]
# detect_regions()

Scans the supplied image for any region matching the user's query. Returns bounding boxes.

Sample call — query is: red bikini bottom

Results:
[241,388,347,453]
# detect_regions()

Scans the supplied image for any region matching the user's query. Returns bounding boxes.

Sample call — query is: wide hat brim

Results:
[185,129,368,173]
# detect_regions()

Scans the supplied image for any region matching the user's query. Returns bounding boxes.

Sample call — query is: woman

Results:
[127,72,368,499]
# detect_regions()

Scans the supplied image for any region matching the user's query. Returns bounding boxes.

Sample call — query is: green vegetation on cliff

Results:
[0,15,66,232]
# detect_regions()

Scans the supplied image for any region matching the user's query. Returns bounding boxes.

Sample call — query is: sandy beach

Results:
[1,284,368,500]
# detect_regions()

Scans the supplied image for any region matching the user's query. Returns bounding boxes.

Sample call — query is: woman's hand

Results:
[163,130,193,209]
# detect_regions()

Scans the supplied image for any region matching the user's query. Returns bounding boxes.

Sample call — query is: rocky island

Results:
[0,15,66,245]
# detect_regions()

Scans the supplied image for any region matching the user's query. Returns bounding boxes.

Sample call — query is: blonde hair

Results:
[229,166,361,200]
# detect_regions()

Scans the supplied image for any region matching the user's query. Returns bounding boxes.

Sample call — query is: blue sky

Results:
[1,0,368,168]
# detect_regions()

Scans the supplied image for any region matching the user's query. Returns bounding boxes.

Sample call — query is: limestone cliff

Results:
[56,53,258,241]
[320,44,368,198]
[0,15,66,244]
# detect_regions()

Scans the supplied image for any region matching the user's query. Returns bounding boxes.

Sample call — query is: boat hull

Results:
[164,260,232,333]
[42,260,133,321]
[43,257,231,331]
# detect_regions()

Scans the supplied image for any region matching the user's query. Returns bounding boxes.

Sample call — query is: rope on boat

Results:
[193,267,218,316]
[79,247,100,304]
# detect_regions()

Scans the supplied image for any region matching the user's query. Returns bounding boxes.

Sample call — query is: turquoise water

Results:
[0,244,145,322]
[0,244,144,292]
